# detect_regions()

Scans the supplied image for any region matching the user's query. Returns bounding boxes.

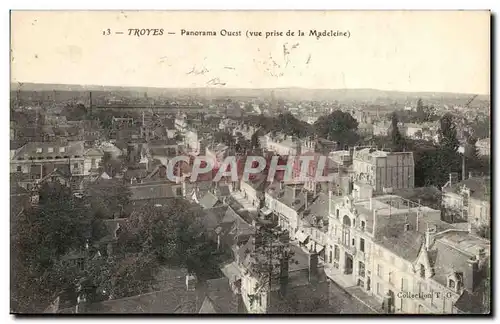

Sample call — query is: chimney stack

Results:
[186,274,197,292]
[304,191,308,210]
[308,253,319,284]
[279,250,290,296]
[465,257,480,293]
[425,226,437,250]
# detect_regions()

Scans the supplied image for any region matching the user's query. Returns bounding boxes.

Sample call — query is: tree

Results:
[314,110,359,147]
[117,199,221,280]
[174,130,184,142]
[439,113,460,153]
[11,182,106,312]
[245,226,296,311]
[251,131,261,149]
[390,112,406,151]
[477,224,491,240]
[85,179,131,219]
[213,131,236,148]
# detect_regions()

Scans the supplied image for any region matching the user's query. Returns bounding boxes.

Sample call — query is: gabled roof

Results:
[12,141,85,160]
[199,192,221,209]
[129,182,182,201]
[199,278,241,313]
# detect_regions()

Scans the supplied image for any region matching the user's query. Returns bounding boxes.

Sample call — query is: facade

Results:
[442,175,491,229]
[323,190,489,314]
[11,141,88,181]
[263,133,301,156]
[352,148,415,195]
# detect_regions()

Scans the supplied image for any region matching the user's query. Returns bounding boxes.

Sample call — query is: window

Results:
[377,264,383,278]
[334,245,340,261]
[360,238,365,252]
[48,147,54,153]
[59,147,65,153]
[329,250,332,263]
[175,187,183,196]
[448,279,455,289]
[377,283,384,296]
[336,209,339,219]
[361,221,365,231]
[352,238,355,246]
[74,163,79,169]
[359,262,365,277]
[36,148,42,153]
[419,264,426,279]
[404,223,410,231]
[16,166,21,172]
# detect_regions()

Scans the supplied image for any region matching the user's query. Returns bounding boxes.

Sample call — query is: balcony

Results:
[337,237,357,255]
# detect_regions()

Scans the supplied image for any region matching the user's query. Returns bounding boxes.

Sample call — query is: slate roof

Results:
[374,228,423,262]
[199,192,221,209]
[302,193,329,231]
[202,206,228,231]
[199,278,241,313]
[454,289,487,314]
[84,268,198,314]
[12,141,85,160]
[443,176,491,202]
[129,183,182,201]
[430,232,490,287]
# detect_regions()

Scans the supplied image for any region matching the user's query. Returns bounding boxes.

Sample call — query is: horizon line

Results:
[9,81,490,97]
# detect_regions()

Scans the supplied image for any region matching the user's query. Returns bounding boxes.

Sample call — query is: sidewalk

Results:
[326,268,382,314]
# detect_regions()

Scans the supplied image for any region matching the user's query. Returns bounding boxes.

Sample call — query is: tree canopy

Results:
[313,110,360,147]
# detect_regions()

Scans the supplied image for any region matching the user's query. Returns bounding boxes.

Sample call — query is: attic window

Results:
[404,224,410,231]
[59,147,66,153]
[48,147,54,153]
[448,279,455,289]
[361,221,366,230]
[36,148,42,153]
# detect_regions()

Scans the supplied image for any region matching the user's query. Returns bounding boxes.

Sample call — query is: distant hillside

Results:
[10,82,490,103]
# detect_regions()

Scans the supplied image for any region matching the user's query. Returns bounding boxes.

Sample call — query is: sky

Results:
[11,10,490,94]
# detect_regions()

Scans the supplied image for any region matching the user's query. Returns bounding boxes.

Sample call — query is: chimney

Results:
[372,209,378,235]
[304,191,308,210]
[465,257,480,293]
[425,226,437,250]
[308,253,319,284]
[279,250,290,296]
[186,274,197,292]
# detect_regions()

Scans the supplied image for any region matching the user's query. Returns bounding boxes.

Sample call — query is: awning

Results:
[315,244,325,253]
[296,231,309,243]
[260,207,272,216]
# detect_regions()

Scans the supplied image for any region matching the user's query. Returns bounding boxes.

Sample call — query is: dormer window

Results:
[59,147,66,153]
[419,264,426,278]
[361,221,366,231]
[36,148,42,153]
[48,147,54,153]
[448,279,455,289]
